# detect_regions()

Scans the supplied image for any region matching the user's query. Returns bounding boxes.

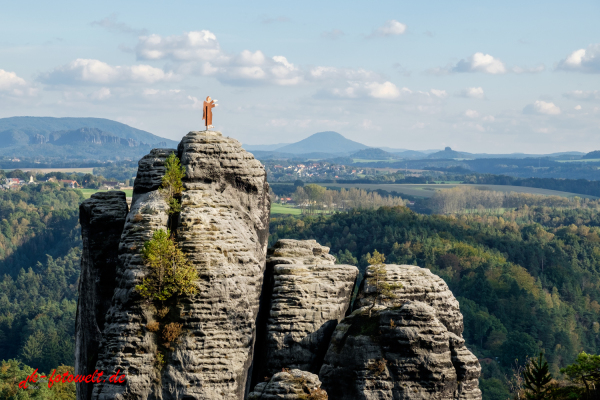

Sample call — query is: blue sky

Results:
[1,0,599,152]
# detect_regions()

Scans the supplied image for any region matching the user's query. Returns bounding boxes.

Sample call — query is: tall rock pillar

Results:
[169,130,270,399]
[88,131,270,400]
[75,192,128,400]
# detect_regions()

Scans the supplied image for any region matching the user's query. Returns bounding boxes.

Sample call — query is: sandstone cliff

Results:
[76,130,481,400]
[80,131,270,400]
[319,264,482,400]
[251,240,358,386]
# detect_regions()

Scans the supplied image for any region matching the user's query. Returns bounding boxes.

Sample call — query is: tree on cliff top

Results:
[366,250,402,316]
[135,229,198,302]
[160,152,185,214]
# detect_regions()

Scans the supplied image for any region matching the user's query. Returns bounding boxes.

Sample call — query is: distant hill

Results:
[275,131,368,155]
[583,150,600,159]
[242,143,290,151]
[428,147,471,159]
[351,148,398,160]
[0,117,178,161]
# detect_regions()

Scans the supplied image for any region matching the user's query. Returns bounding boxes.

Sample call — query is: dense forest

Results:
[2,183,600,398]
[270,206,600,399]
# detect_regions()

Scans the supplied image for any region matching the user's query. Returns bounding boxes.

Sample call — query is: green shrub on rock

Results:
[135,229,198,302]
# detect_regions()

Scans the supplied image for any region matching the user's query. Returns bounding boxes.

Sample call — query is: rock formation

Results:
[131,148,176,207]
[76,130,481,400]
[82,131,270,400]
[248,369,326,400]
[252,240,358,386]
[75,191,128,400]
[319,264,482,400]
[91,191,170,400]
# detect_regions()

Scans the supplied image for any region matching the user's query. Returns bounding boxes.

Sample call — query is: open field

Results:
[3,167,95,174]
[78,188,133,199]
[271,203,302,215]
[321,183,598,199]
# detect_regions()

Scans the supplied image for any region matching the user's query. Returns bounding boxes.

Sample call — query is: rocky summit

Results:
[75,130,481,400]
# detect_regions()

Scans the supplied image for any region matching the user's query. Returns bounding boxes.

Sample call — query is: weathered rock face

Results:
[251,240,357,386]
[163,131,270,399]
[355,264,463,336]
[248,369,326,400]
[77,130,481,400]
[320,303,460,400]
[266,239,337,267]
[319,264,482,400]
[85,131,270,400]
[131,148,176,207]
[91,191,170,400]
[75,192,128,400]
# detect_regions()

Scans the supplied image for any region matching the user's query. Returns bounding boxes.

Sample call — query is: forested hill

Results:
[0,117,178,161]
[0,183,83,376]
[270,206,600,399]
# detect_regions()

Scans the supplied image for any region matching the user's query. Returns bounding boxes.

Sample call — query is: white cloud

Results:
[0,69,36,96]
[368,20,407,38]
[453,52,507,74]
[90,87,111,100]
[0,69,27,90]
[136,31,223,62]
[563,90,600,101]
[465,109,480,118]
[320,82,447,104]
[366,81,401,99]
[575,105,582,110]
[558,44,600,73]
[430,89,448,98]
[308,66,382,82]
[39,59,173,85]
[458,87,485,99]
[523,100,561,115]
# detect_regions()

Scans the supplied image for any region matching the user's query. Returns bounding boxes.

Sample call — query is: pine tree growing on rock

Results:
[135,229,198,302]
[160,152,185,214]
[366,250,402,317]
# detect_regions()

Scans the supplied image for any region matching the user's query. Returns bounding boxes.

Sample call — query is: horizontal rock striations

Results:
[320,303,460,399]
[355,264,463,336]
[87,130,271,400]
[319,264,482,400]
[91,192,170,400]
[251,240,357,387]
[162,130,270,399]
[131,148,176,207]
[248,369,326,400]
[77,130,481,400]
[75,191,128,400]
[266,239,337,267]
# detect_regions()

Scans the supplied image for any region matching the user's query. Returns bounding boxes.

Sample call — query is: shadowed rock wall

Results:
[75,191,128,400]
